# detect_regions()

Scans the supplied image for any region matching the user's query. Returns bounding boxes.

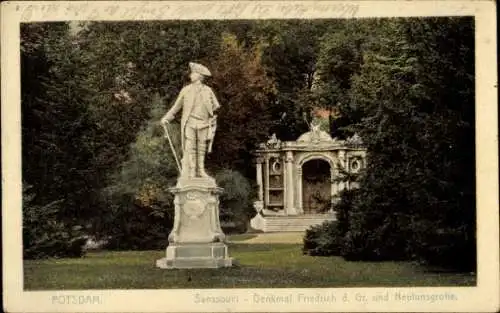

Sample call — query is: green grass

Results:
[227,233,258,241]
[24,244,476,290]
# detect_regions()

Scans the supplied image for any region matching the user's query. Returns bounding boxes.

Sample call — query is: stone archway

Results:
[295,154,335,214]
[252,130,367,231]
[301,159,332,214]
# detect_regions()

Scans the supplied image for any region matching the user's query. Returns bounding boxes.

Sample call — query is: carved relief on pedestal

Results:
[167,185,224,245]
[183,191,208,219]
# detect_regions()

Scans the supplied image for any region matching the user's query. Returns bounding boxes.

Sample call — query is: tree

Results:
[302,17,475,271]
[207,33,277,178]
[314,19,383,139]
[99,94,179,249]
[344,17,475,270]
[258,20,333,140]
[21,22,95,258]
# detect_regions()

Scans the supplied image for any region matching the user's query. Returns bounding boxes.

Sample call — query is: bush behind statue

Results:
[215,169,255,234]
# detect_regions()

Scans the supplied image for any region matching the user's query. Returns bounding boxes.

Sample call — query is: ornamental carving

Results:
[349,156,364,173]
[182,191,207,219]
[271,159,282,174]
[266,133,281,149]
[297,123,334,143]
[346,133,364,147]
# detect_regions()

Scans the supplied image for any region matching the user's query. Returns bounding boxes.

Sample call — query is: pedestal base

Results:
[156,178,234,269]
[156,243,233,269]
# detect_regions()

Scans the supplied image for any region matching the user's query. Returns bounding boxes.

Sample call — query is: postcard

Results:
[2,1,498,312]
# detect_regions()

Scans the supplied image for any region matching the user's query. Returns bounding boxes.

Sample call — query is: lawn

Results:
[24,242,476,290]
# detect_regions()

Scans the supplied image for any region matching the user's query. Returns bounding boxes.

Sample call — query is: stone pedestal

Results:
[156,243,232,269]
[156,177,233,269]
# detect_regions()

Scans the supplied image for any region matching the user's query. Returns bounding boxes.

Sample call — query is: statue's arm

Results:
[209,88,221,112]
[162,88,185,123]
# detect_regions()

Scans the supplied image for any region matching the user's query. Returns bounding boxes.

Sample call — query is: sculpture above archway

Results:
[297,122,335,143]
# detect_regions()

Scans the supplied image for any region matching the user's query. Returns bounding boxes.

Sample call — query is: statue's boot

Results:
[188,153,197,178]
[198,152,210,178]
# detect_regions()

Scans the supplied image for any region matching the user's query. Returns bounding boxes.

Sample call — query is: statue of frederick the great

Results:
[157,62,232,269]
[161,62,220,179]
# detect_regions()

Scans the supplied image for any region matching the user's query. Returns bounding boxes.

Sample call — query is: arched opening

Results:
[301,159,331,214]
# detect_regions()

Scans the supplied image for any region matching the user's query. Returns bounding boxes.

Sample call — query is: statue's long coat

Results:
[166,82,220,152]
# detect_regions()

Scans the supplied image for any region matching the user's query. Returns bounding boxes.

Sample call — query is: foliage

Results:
[21,23,98,258]
[21,22,97,222]
[302,190,356,256]
[257,20,333,141]
[314,19,382,138]
[23,185,86,259]
[99,95,178,250]
[208,33,277,177]
[215,169,255,234]
[335,18,475,270]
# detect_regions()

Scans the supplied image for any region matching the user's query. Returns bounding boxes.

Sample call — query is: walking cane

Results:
[162,122,182,173]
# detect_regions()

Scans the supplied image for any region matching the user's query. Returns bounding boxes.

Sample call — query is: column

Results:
[285,151,296,215]
[338,150,346,194]
[264,157,270,207]
[296,166,303,214]
[256,157,263,202]
[330,164,336,211]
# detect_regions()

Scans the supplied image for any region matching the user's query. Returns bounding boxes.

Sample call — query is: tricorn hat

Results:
[189,62,211,77]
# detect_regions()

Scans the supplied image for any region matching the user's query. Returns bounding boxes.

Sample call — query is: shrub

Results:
[23,185,86,259]
[98,192,173,251]
[302,189,356,256]
[341,213,411,261]
[215,169,255,234]
[412,222,476,271]
[303,221,342,256]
